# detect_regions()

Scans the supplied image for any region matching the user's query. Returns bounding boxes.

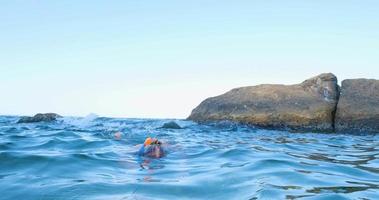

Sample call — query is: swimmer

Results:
[114,131,122,140]
[138,137,165,158]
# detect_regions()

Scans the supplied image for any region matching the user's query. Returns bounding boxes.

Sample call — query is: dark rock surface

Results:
[188,73,340,132]
[335,79,379,133]
[17,113,62,123]
[160,121,182,129]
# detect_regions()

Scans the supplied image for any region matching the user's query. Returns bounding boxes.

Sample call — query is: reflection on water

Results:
[0,116,378,200]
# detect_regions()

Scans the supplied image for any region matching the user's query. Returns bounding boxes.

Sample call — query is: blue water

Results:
[0,115,378,200]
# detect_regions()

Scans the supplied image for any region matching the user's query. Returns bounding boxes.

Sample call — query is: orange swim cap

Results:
[144,137,152,146]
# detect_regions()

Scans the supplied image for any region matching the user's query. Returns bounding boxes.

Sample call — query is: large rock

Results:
[188,73,339,132]
[17,113,62,123]
[335,79,379,133]
[160,121,182,129]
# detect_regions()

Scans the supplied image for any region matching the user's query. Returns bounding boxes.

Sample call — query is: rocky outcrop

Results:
[188,73,340,132]
[335,79,379,133]
[17,113,62,123]
[160,121,182,129]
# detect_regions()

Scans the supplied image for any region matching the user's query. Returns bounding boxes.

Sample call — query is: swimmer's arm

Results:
[137,144,145,156]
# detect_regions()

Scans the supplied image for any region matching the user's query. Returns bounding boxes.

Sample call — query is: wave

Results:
[59,113,99,128]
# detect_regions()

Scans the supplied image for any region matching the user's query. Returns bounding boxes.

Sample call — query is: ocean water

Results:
[0,115,378,200]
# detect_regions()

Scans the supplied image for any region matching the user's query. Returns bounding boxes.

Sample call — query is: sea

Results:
[0,115,378,200]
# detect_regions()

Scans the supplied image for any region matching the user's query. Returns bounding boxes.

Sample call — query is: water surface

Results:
[0,116,378,200]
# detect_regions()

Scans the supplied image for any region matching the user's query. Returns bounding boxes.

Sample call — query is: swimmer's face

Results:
[145,145,164,158]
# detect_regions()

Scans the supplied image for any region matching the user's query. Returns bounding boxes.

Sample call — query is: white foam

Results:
[60,113,99,128]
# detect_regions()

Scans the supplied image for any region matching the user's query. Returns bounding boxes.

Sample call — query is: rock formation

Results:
[160,121,182,129]
[335,79,379,133]
[17,113,62,123]
[188,73,340,132]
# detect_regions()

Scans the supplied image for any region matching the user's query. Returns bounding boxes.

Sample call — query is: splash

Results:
[60,113,99,128]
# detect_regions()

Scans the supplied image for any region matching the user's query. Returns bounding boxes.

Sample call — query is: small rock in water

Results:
[160,121,182,129]
[17,113,62,123]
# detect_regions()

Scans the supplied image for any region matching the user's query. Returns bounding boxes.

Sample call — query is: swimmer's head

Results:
[144,137,152,146]
[114,131,122,140]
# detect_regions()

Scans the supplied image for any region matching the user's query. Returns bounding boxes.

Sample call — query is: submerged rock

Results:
[335,79,379,133]
[160,121,182,129]
[17,113,62,123]
[188,73,339,132]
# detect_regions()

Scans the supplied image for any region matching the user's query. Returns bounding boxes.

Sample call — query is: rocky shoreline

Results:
[188,73,379,133]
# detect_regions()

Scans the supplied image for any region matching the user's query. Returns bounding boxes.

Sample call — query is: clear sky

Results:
[0,1,378,118]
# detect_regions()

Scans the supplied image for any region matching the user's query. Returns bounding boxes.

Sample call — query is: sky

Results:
[0,1,378,118]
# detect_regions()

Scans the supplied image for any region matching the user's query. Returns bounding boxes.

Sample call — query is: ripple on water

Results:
[0,116,378,200]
